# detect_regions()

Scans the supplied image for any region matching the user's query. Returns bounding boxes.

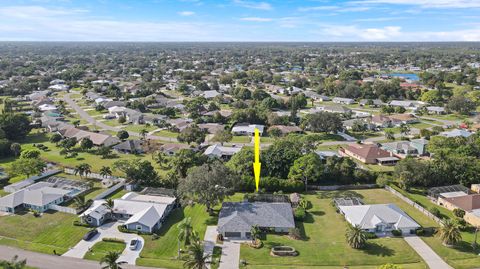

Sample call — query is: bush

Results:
[73,220,92,227]
[365,232,378,239]
[453,208,465,218]
[415,229,425,236]
[294,208,306,221]
[391,230,402,236]
[118,225,152,235]
[288,228,302,240]
[240,176,304,193]
[429,207,441,218]
[102,237,125,243]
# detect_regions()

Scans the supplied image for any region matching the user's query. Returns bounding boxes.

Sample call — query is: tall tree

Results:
[74,163,92,179]
[346,225,367,249]
[177,162,238,214]
[99,251,123,269]
[0,113,32,140]
[182,240,210,269]
[288,153,323,192]
[177,217,194,247]
[100,166,112,178]
[113,159,159,186]
[9,143,21,157]
[178,125,206,145]
[438,219,462,246]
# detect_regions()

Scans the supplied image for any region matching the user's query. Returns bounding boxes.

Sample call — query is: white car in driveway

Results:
[129,238,140,250]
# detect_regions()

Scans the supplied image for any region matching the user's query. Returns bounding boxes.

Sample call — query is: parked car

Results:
[83,229,98,241]
[129,238,140,250]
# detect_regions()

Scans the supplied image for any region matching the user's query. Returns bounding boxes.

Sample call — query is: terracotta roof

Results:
[345,143,392,159]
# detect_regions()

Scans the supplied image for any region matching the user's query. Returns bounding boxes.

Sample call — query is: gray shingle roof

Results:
[217,202,295,233]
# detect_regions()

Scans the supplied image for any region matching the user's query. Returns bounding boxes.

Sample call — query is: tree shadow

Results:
[361,242,395,257]
[309,210,325,216]
[451,241,477,254]
[155,208,185,236]
[295,221,310,241]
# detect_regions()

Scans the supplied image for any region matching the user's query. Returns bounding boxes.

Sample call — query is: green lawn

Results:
[240,191,426,269]
[83,241,126,261]
[0,211,89,255]
[153,130,179,138]
[231,136,251,143]
[13,133,152,173]
[123,124,158,133]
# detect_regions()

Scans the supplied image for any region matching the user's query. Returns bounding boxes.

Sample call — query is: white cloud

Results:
[240,17,272,22]
[349,0,480,8]
[233,0,272,10]
[298,5,370,12]
[0,5,87,19]
[313,24,480,41]
[178,11,195,16]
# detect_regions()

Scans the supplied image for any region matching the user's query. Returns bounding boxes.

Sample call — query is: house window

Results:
[136,225,142,230]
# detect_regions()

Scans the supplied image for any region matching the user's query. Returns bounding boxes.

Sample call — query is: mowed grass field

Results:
[83,241,126,261]
[0,211,89,255]
[240,190,426,269]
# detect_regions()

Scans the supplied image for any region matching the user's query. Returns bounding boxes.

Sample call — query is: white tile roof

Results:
[339,204,420,230]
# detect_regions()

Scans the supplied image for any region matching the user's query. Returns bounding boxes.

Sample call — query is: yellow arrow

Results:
[253,128,261,192]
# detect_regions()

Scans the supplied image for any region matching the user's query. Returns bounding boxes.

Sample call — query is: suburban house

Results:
[81,192,176,233]
[268,125,303,136]
[339,143,399,165]
[57,125,120,147]
[434,184,480,227]
[204,144,242,159]
[159,143,191,156]
[439,129,473,138]
[381,139,428,158]
[333,97,355,105]
[359,99,385,107]
[231,124,265,136]
[387,114,418,124]
[389,100,425,110]
[370,115,397,128]
[113,140,144,154]
[0,182,79,213]
[315,105,352,114]
[426,106,446,115]
[315,150,342,161]
[217,202,295,238]
[197,123,225,134]
[338,203,420,235]
[202,90,221,99]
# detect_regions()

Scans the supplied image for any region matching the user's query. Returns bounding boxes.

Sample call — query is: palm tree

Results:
[438,219,462,246]
[73,196,92,210]
[346,225,367,249]
[182,240,211,269]
[74,163,92,179]
[250,225,261,244]
[178,217,194,246]
[399,123,411,136]
[99,251,123,269]
[100,166,112,178]
[0,255,27,269]
[384,130,395,140]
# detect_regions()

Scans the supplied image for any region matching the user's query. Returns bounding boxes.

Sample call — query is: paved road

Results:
[404,236,453,269]
[218,240,240,269]
[62,93,177,142]
[0,245,156,269]
[63,222,144,265]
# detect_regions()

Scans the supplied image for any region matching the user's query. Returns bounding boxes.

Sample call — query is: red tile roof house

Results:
[339,143,399,166]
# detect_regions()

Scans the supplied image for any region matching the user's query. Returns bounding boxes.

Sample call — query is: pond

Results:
[383,73,420,81]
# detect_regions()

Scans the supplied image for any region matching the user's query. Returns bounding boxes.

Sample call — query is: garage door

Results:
[225,232,241,238]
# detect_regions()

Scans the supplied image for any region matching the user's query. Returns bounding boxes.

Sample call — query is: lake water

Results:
[384,73,420,81]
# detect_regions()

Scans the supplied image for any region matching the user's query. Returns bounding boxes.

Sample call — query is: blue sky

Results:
[1,0,480,41]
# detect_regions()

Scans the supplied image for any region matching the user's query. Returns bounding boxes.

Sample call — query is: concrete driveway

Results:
[63,221,144,265]
[404,236,453,269]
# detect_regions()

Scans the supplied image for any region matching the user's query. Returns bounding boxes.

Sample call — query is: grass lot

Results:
[152,130,179,138]
[231,136,251,143]
[5,132,152,174]
[0,211,89,255]
[240,190,426,269]
[83,241,126,261]
[123,124,158,133]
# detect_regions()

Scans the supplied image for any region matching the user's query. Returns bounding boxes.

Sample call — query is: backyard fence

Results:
[93,182,126,200]
[385,186,443,224]
[63,168,126,182]
[309,184,377,191]
[49,205,78,215]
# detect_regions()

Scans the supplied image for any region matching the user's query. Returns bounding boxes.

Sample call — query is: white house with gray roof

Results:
[338,204,420,235]
[204,144,242,159]
[217,202,295,238]
[231,124,265,136]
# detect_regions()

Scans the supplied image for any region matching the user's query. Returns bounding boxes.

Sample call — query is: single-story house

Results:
[204,144,242,159]
[81,192,176,233]
[217,202,295,238]
[426,106,446,115]
[339,143,398,165]
[316,105,352,114]
[268,125,302,136]
[57,125,120,147]
[231,124,265,136]
[0,182,73,213]
[198,123,225,134]
[387,114,418,124]
[159,143,191,156]
[338,204,420,235]
[202,90,221,99]
[439,129,473,138]
[315,150,342,161]
[333,97,355,105]
[359,99,385,107]
[381,139,428,158]
[113,140,144,154]
[389,100,425,110]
